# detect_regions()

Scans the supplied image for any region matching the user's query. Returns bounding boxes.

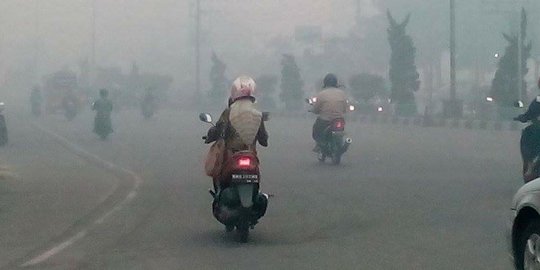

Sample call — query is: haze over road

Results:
[0,108,521,269]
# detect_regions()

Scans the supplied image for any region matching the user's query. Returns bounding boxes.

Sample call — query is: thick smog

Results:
[0,1,537,269]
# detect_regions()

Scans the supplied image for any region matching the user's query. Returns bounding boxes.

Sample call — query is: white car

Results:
[510,179,540,269]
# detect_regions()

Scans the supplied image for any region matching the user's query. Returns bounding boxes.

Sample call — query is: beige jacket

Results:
[312,87,348,121]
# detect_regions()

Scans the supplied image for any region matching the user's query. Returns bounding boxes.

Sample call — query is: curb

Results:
[273,112,522,131]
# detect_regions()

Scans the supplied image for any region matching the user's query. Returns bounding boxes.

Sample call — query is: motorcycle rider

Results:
[62,92,79,120]
[92,89,113,138]
[0,102,7,146]
[30,86,43,117]
[311,73,348,152]
[204,76,268,225]
[515,96,540,183]
[141,87,156,118]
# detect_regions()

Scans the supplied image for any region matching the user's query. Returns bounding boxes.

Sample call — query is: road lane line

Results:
[20,231,87,267]
[18,124,143,268]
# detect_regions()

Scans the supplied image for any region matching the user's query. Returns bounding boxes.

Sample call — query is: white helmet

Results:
[230,76,256,102]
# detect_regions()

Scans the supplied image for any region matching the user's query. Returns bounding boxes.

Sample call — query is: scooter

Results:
[64,99,78,121]
[199,112,268,242]
[306,97,352,165]
[141,99,156,119]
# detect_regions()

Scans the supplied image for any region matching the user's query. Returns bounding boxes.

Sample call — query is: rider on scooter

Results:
[204,76,269,227]
[515,96,540,183]
[311,73,349,152]
[206,76,268,185]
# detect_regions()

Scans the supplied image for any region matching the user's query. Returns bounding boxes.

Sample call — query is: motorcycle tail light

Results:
[238,157,251,168]
[335,121,343,129]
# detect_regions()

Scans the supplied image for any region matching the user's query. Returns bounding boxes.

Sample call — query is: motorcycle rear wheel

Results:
[237,225,249,243]
[318,152,326,163]
[332,153,341,165]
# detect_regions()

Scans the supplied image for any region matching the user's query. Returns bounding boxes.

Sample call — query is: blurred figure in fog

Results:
[310,73,348,152]
[515,96,540,183]
[92,89,113,140]
[62,92,79,121]
[0,102,8,146]
[141,87,157,119]
[30,86,42,117]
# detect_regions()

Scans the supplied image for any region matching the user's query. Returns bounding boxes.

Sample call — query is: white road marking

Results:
[20,231,87,267]
[21,124,143,267]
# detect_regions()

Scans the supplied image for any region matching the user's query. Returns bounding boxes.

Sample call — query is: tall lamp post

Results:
[516,1,523,104]
[444,0,463,118]
[195,0,201,102]
[91,0,96,87]
[450,0,456,102]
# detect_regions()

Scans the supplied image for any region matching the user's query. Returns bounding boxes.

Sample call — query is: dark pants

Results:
[312,118,331,144]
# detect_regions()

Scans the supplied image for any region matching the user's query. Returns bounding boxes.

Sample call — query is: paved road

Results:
[0,112,119,269]
[0,108,523,269]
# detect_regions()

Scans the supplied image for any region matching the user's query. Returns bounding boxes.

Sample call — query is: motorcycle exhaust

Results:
[342,137,352,153]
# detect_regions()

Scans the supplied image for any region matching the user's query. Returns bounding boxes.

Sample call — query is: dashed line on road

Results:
[16,123,143,268]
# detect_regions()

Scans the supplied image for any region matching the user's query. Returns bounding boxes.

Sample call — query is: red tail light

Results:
[335,121,343,129]
[238,157,251,167]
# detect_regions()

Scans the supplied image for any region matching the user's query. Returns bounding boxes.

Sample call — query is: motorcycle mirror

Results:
[305,97,316,105]
[199,113,213,123]
[514,100,524,108]
[262,112,270,121]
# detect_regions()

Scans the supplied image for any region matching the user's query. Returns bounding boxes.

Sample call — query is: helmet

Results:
[515,96,540,123]
[323,73,338,89]
[230,76,256,102]
[0,102,5,112]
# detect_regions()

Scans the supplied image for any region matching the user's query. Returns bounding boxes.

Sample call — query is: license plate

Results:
[231,174,259,183]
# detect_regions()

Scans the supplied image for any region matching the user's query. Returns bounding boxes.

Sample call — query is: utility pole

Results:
[517,5,523,102]
[195,0,201,101]
[34,0,40,84]
[450,0,456,102]
[91,0,96,87]
[444,0,462,118]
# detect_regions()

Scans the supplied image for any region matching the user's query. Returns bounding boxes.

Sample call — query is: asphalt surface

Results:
[0,108,523,269]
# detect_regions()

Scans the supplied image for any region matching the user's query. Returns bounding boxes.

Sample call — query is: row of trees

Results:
[206,51,389,111]
[206,8,532,117]
[205,10,418,114]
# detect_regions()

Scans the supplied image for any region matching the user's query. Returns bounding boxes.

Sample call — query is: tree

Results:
[349,73,386,103]
[387,11,420,116]
[279,54,304,111]
[208,52,228,106]
[256,75,278,111]
[490,9,531,111]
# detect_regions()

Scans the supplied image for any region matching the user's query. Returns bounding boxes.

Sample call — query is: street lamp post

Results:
[195,0,201,101]
[34,0,40,84]
[450,0,456,102]
[444,0,463,118]
[516,2,523,103]
[91,0,96,87]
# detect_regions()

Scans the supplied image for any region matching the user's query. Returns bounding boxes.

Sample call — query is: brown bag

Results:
[205,139,225,177]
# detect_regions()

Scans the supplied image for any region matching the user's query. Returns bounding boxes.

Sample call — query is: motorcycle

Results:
[31,102,41,117]
[94,115,112,140]
[64,99,78,121]
[141,99,156,119]
[199,112,268,243]
[306,97,352,165]
[62,96,78,121]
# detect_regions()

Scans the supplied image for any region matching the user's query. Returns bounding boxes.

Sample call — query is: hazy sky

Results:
[0,0,367,87]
